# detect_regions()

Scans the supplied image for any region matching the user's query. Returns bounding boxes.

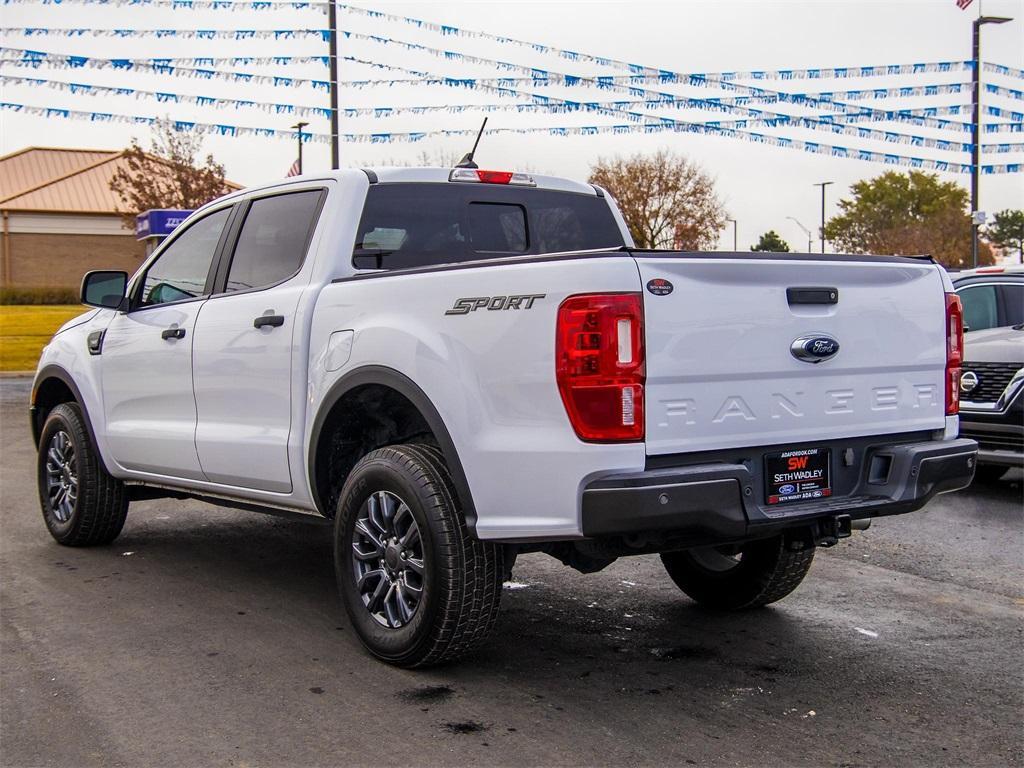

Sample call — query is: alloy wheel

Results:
[351,490,425,628]
[45,430,78,523]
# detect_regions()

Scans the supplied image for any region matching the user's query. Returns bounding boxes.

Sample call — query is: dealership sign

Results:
[135,209,192,240]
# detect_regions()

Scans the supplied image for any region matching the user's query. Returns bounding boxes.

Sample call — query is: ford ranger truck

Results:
[31,166,977,667]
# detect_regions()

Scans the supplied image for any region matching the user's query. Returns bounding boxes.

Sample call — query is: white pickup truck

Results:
[32,166,977,667]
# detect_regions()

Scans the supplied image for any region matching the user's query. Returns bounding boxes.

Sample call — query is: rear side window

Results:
[353,183,624,270]
[225,190,323,292]
[959,284,999,332]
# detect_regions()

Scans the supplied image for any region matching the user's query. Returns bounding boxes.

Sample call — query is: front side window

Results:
[958,284,999,332]
[139,208,230,307]
[224,190,323,292]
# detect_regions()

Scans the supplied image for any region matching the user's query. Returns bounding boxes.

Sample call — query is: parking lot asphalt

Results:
[1,376,1022,768]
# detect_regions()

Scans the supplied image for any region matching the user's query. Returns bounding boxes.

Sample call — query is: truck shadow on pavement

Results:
[94,497,943,689]
[104,502,818,677]
[13,484,1021,765]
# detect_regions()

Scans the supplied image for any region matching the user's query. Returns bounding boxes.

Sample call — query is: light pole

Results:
[327,0,340,169]
[291,121,308,174]
[726,218,737,250]
[971,14,1013,268]
[813,181,833,253]
[787,216,813,253]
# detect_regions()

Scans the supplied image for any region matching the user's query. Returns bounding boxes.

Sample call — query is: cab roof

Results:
[363,166,600,196]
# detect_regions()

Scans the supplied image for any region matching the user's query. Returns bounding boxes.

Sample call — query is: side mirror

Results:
[81,270,128,310]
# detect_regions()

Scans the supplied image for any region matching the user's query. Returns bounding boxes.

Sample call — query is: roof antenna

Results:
[455,117,488,169]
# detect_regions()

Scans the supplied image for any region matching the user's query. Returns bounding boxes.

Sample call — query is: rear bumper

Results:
[581,437,977,540]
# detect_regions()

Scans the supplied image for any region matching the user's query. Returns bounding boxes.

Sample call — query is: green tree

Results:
[588,149,727,249]
[751,230,790,252]
[823,170,993,269]
[985,209,1024,264]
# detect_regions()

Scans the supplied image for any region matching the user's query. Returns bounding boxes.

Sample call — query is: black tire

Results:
[36,402,128,547]
[660,535,814,610]
[973,465,1007,484]
[334,444,503,667]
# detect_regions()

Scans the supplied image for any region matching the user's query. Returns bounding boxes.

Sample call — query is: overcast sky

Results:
[2,0,1022,251]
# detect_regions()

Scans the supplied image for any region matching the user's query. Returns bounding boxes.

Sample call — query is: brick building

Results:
[0,147,239,290]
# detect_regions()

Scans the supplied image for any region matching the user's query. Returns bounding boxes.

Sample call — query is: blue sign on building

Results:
[135,209,193,240]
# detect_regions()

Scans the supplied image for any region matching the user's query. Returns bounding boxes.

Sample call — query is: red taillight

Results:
[449,168,536,186]
[556,293,645,442]
[475,170,513,184]
[945,292,964,415]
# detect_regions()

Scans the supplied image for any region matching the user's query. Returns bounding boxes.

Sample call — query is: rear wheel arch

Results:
[309,366,478,533]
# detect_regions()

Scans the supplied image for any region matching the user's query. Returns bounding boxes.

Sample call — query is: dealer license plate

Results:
[765,447,831,505]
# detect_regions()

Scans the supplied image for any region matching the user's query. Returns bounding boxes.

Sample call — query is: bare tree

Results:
[109,118,235,225]
[588,149,727,249]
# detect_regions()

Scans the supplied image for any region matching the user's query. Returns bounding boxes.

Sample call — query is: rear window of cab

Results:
[353,182,625,270]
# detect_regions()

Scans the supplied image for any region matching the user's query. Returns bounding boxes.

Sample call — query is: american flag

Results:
[286,158,301,177]
[956,0,973,9]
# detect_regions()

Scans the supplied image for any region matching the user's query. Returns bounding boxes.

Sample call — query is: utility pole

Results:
[971,14,1012,268]
[787,216,813,253]
[726,218,737,250]
[291,121,308,174]
[327,0,340,169]
[813,181,833,253]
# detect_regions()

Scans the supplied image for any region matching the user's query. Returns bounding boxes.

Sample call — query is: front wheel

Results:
[36,402,128,546]
[334,444,503,667]
[660,535,814,610]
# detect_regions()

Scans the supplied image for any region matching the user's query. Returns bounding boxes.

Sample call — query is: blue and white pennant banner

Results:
[1,28,1016,133]
[984,62,1024,80]
[4,101,1021,173]
[2,42,991,137]
[337,4,979,83]
[4,0,327,8]
[12,72,1020,152]
[0,0,995,87]
[4,43,1018,138]
[3,26,332,40]
[7,47,1019,142]
[0,46,986,109]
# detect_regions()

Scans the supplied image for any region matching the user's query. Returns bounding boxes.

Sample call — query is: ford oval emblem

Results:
[791,334,840,364]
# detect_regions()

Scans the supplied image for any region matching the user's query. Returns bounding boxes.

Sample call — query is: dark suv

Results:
[953,267,1024,482]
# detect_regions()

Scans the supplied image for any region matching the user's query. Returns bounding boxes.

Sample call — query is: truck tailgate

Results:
[636,255,948,456]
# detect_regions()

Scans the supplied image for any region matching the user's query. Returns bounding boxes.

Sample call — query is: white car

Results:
[31,166,977,666]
